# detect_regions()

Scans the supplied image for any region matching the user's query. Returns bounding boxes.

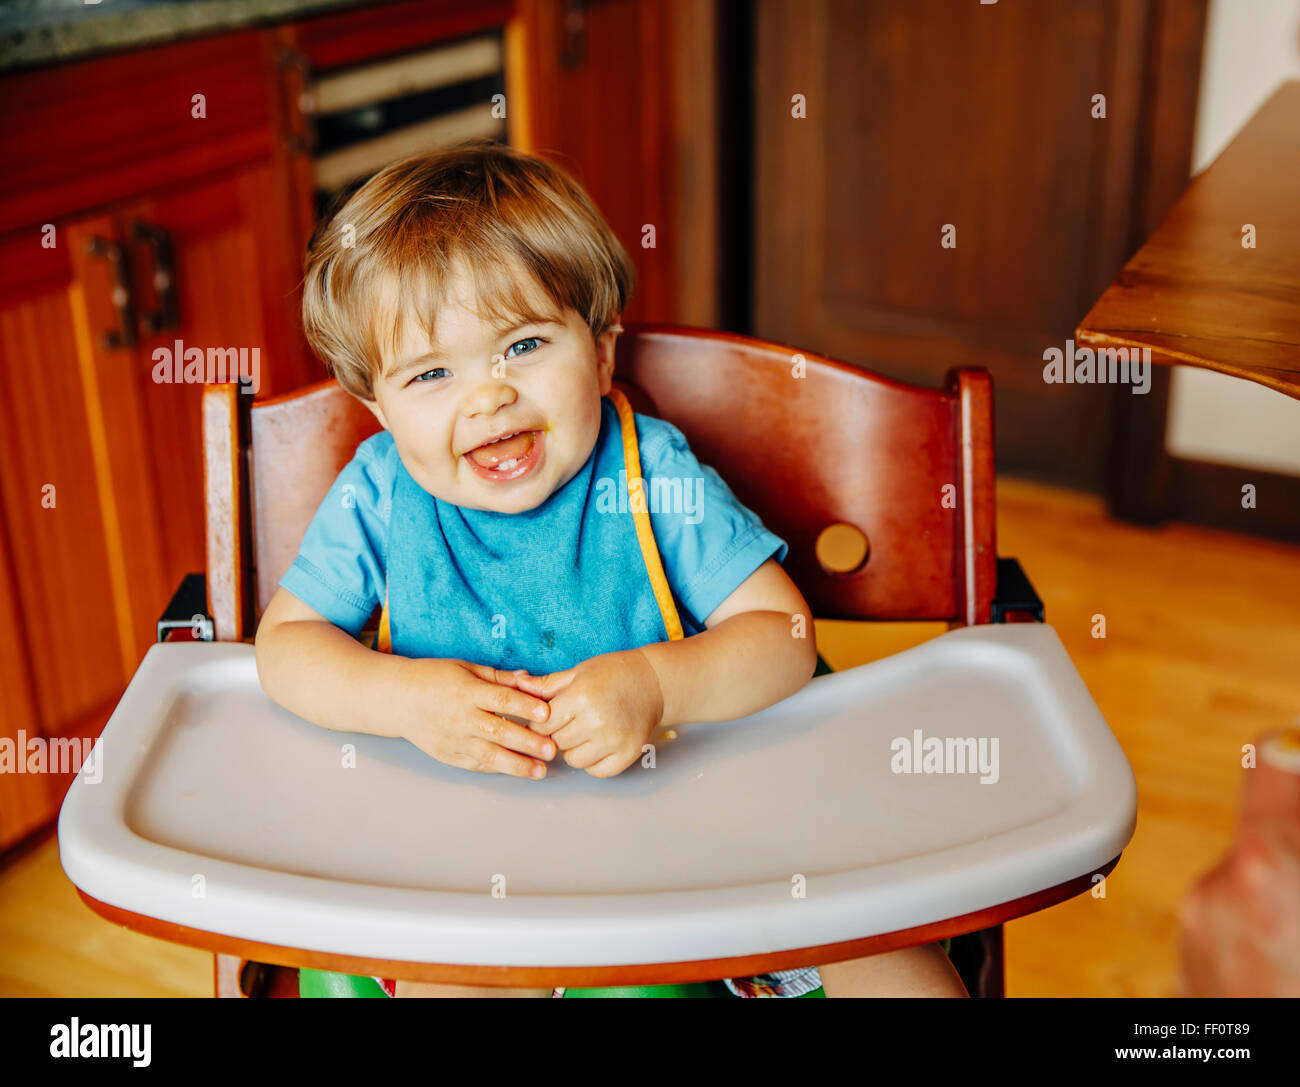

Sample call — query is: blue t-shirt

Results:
[279,398,788,664]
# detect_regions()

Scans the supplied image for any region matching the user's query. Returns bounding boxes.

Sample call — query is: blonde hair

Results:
[302,139,636,400]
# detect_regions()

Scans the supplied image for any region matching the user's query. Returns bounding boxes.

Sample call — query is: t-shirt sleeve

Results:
[276,439,388,635]
[637,415,789,629]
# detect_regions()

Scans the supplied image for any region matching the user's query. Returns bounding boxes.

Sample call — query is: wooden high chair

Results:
[175,323,1056,998]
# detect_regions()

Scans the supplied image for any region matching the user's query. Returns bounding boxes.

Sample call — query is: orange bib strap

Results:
[608,386,685,641]
[373,389,685,653]
[377,589,391,654]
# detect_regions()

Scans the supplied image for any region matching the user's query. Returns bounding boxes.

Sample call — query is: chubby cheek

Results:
[572,392,605,448]
[394,420,456,481]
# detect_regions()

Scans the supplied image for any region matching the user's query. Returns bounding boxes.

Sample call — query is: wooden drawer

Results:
[0,31,276,235]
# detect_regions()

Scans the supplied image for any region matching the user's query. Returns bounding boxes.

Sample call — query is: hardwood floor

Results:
[2,476,1297,997]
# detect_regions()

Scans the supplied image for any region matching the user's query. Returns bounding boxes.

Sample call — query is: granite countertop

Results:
[0,0,385,72]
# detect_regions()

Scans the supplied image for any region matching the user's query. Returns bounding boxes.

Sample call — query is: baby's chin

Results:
[448,467,563,514]
[466,487,553,514]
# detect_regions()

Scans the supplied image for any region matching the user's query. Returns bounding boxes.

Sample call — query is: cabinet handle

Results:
[278,48,316,154]
[131,220,180,334]
[85,235,137,349]
[560,0,588,69]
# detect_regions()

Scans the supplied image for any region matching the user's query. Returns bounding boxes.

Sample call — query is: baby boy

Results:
[254,140,965,999]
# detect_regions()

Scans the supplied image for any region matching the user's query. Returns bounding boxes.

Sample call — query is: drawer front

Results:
[0,30,274,235]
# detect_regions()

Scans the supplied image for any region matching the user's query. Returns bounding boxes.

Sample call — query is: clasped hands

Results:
[501,648,665,779]
[391,650,665,780]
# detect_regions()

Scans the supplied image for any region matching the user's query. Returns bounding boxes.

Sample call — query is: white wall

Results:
[1164,0,1300,475]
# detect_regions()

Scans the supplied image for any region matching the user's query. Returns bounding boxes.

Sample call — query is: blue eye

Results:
[412,367,450,384]
[505,336,545,359]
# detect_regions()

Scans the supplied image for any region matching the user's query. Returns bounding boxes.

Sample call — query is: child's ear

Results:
[362,395,389,429]
[595,322,622,395]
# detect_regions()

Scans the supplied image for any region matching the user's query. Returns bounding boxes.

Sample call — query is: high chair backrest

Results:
[202,324,995,642]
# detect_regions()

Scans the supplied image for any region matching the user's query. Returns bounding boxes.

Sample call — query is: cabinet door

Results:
[115,164,311,601]
[752,0,1206,491]
[0,496,57,851]
[61,215,176,673]
[0,222,138,694]
[0,222,132,847]
[508,0,720,327]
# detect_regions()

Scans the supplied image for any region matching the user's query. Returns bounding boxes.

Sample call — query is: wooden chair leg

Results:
[214,953,242,997]
[215,954,301,997]
[262,963,302,997]
[948,924,1004,997]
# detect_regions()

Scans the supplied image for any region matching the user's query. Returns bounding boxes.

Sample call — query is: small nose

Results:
[460,379,518,419]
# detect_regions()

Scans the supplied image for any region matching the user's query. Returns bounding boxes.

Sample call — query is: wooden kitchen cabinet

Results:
[0,511,56,850]
[752,0,1207,492]
[0,0,715,852]
[506,0,720,328]
[0,223,132,726]
[0,228,109,851]
[0,34,315,851]
[105,163,311,661]
[0,163,308,850]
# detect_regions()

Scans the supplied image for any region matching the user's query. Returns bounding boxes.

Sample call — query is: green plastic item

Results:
[299,968,389,998]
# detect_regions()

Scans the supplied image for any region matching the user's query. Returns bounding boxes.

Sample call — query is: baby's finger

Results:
[466,664,544,696]
[527,700,577,738]
[585,752,631,779]
[515,669,576,700]
[474,677,552,726]
[561,740,602,770]
[473,711,556,763]
[547,720,588,750]
[486,667,535,690]
[469,738,550,780]
[507,673,551,699]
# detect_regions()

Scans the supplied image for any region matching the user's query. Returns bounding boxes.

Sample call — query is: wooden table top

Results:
[1076,80,1300,399]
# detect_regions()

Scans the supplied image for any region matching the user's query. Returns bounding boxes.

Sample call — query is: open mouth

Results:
[463,429,543,482]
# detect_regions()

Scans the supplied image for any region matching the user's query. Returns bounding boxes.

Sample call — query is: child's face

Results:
[364,261,619,514]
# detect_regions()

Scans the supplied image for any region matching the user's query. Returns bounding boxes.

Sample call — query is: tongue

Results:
[467,430,535,469]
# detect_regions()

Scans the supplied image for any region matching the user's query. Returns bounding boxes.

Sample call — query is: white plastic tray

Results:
[59,623,1136,967]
